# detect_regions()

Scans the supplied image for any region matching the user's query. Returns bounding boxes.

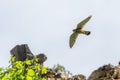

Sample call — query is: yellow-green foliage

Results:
[0,56,47,80]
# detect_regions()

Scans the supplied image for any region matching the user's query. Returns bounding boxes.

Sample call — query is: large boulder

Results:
[10,44,33,61]
[88,63,120,80]
[10,44,47,65]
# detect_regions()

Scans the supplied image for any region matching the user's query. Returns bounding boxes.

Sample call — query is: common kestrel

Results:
[69,15,92,48]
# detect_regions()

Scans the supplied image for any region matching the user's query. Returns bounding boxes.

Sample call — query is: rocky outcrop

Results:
[10,44,34,61]
[10,44,120,80]
[46,68,86,80]
[68,74,86,80]
[88,63,120,80]
[10,44,47,65]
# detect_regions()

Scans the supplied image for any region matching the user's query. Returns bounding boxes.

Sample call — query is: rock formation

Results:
[10,44,120,80]
[10,44,47,65]
[88,63,120,80]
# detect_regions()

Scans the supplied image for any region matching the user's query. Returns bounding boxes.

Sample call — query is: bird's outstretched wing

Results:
[77,15,92,29]
[69,32,79,48]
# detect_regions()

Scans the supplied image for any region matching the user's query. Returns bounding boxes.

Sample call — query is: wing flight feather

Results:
[69,32,79,48]
[77,15,92,29]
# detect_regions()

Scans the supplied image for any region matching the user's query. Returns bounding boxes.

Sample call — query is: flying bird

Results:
[69,15,92,48]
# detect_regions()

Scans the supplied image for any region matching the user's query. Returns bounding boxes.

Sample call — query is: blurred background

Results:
[0,0,120,77]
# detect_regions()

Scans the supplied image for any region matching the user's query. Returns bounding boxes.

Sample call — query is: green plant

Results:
[53,64,72,77]
[0,56,47,80]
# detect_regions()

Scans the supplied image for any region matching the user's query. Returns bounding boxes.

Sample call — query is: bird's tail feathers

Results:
[83,31,91,35]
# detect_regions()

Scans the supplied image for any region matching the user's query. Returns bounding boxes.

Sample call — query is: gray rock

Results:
[10,44,47,65]
[36,53,47,64]
[10,44,33,61]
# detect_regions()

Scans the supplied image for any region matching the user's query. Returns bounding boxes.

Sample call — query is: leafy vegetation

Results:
[53,64,72,77]
[0,56,47,80]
